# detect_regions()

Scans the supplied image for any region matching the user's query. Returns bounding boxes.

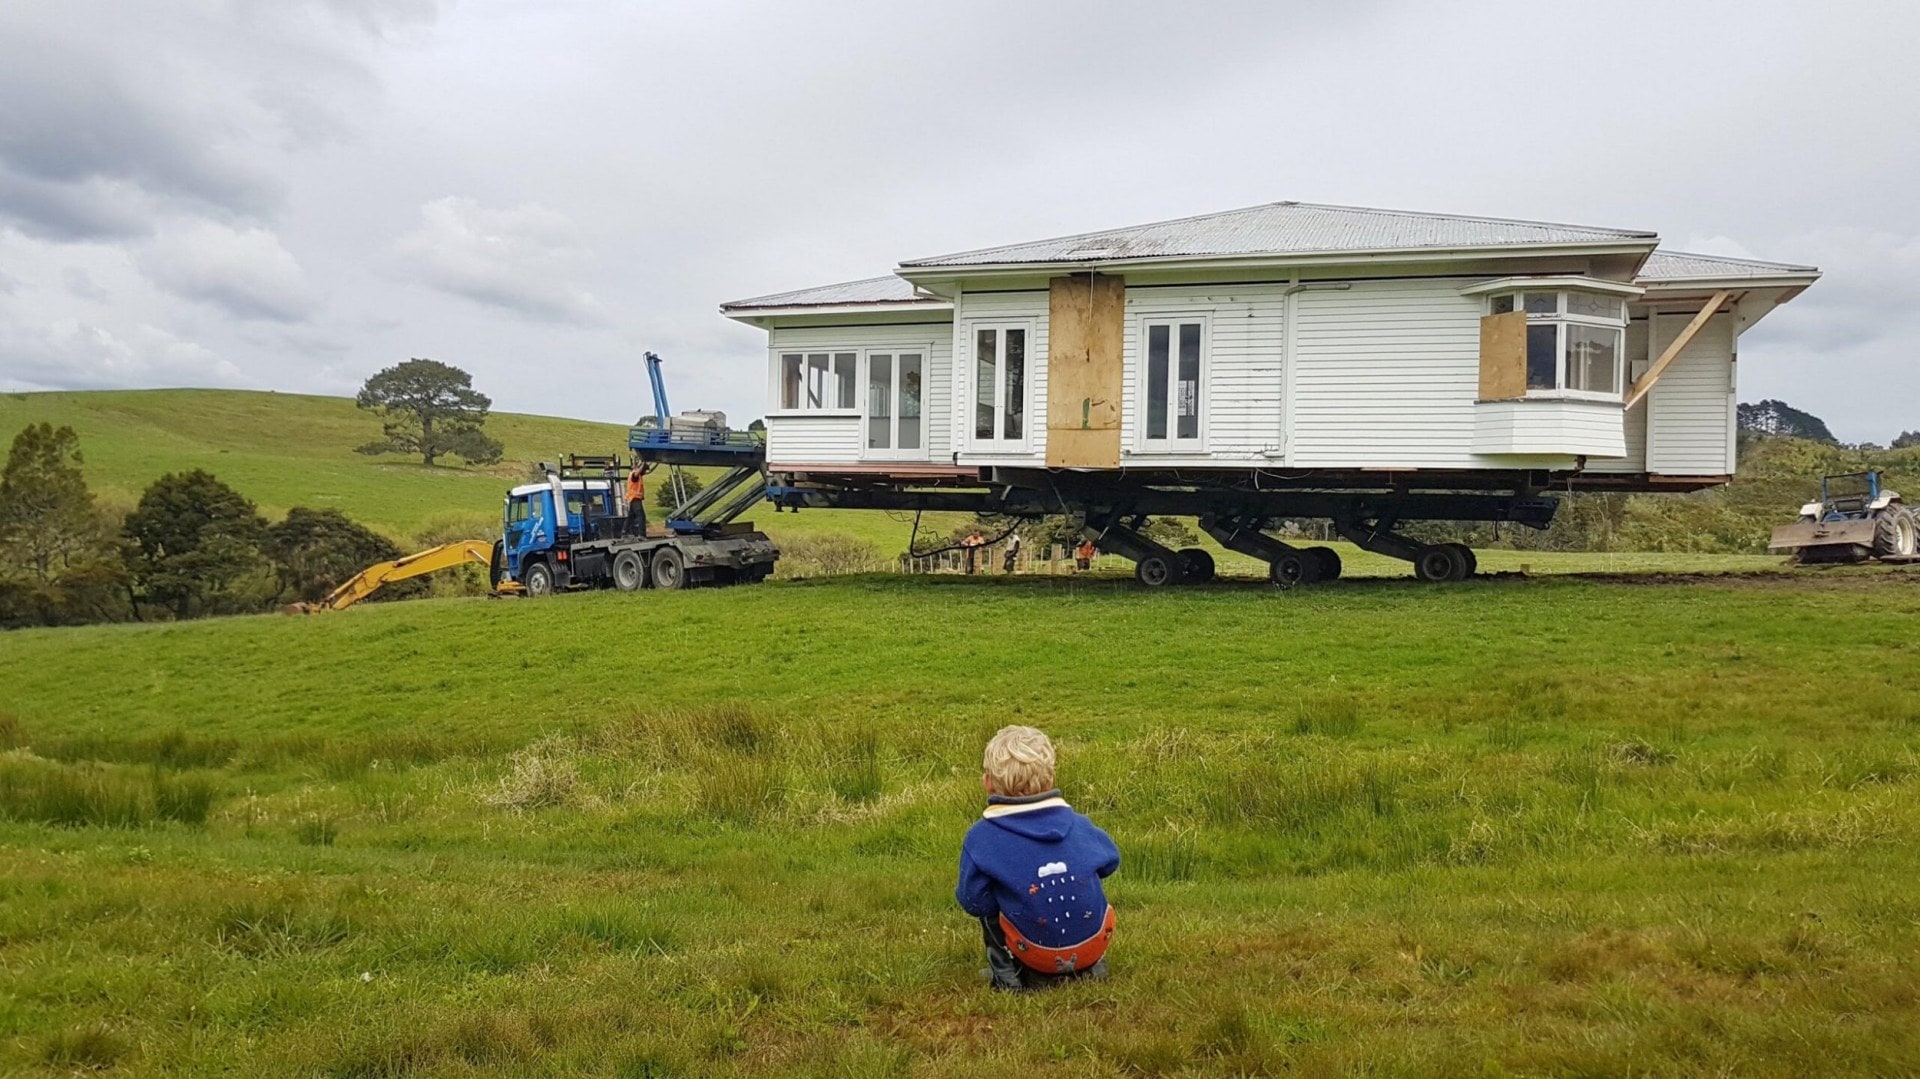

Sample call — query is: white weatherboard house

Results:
[721,202,1817,490]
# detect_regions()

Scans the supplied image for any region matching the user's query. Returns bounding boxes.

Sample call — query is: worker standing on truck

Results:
[626,464,649,535]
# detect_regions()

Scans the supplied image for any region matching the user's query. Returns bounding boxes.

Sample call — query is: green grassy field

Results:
[3,571,1918,1075]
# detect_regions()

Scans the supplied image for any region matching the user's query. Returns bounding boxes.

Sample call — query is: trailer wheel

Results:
[1413,545,1468,583]
[1444,543,1478,578]
[651,548,688,590]
[1306,546,1342,582]
[1269,552,1309,590]
[1177,548,1216,583]
[1134,554,1184,587]
[1873,506,1916,558]
[612,551,645,592]
[522,561,555,597]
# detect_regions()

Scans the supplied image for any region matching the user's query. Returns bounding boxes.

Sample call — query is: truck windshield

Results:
[1827,473,1873,501]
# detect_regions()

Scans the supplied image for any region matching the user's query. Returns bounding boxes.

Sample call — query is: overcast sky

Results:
[1,0,1915,442]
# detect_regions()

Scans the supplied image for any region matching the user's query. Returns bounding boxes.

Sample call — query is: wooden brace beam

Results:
[1624,289,1731,409]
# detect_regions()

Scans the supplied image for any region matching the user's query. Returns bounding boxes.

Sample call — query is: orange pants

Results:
[998,906,1115,974]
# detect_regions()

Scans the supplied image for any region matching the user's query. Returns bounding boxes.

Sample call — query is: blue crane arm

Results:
[645,351,672,428]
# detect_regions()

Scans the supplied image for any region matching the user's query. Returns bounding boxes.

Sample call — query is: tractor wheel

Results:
[1177,548,1216,583]
[1269,552,1309,590]
[1444,543,1478,578]
[522,561,555,597]
[612,551,645,592]
[1873,506,1917,558]
[1413,545,1468,583]
[651,548,688,590]
[1306,546,1342,582]
[1134,554,1184,587]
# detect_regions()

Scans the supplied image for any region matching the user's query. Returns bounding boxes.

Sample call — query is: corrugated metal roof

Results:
[900,201,1658,268]
[1636,250,1819,282]
[722,275,928,311]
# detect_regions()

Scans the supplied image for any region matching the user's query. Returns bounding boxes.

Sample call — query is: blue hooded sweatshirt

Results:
[956,790,1120,948]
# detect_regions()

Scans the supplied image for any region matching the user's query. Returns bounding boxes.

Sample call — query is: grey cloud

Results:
[0,318,245,392]
[395,197,609,326]
[61,267,110,303]
[137,222,320,323]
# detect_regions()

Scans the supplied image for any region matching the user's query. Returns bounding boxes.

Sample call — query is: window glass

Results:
[805,353,829,408]
[1523,292,1558,315]
[1526,324,1559,389]
[780,354,802,410]
[506,497,531,523]
[899,354,922,450]
[975,329,997,439]
[1145,324,1170,439]
[833,353,857,409]
[1564,325,1620,393]
[1566,291,1623,320]
[1176,323,1201,440]
[1488,294,1515,315]
[1003,329,1025,440]
[867,354,892,450]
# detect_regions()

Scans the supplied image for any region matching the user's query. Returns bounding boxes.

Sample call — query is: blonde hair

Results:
[983,725,1056,796]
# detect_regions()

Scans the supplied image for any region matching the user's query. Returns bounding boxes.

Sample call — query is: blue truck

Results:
[491,354,778,595]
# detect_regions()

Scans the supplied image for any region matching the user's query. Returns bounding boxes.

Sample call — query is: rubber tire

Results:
[1873,505,1916,558]
[612,550,645,592]
[1444,543,1478,578]
[1269,552,1309,590]
[1177,548,1216,583]
[522,561,554,597]
[488,540,505,591]
[1135,554,1184,587]
[651,547,688,590]
[1306,546,1342,582]
[1413,545,1468,583]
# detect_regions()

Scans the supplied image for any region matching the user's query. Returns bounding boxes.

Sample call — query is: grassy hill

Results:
[0,389,957,557]
[1,573,1917,1073]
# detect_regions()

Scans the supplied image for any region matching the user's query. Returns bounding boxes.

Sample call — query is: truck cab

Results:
[501,478,622,587]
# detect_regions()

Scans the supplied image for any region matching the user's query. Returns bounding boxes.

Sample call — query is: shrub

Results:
[777,533,879,578]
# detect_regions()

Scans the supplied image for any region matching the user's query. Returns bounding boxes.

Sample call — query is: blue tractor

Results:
[491,354,777,595]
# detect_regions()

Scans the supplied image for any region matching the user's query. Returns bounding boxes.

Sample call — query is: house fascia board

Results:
[1639,274,1818,293]
[720,299,954,324]
[895,240,1660,284]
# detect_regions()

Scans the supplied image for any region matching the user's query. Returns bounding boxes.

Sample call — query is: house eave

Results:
[720,299,955,323]
[895,240,1661,282]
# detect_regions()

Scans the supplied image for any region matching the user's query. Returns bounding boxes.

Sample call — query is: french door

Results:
[865,351,925,456]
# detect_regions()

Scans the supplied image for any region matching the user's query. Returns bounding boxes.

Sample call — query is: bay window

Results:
[1485,288,1627,398]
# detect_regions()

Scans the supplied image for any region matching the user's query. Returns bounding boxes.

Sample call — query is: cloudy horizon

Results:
[1,0,1915,442]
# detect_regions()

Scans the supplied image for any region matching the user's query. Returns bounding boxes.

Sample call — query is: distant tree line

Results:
[0,424,409,629]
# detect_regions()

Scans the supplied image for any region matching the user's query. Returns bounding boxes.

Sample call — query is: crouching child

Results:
[956,725,1120,990]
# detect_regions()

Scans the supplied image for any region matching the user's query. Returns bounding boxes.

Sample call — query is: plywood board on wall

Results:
[1479,312,1528,401]
[1047,272,1124,467]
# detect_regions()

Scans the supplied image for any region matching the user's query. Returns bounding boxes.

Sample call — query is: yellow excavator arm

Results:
[317,539,495,611]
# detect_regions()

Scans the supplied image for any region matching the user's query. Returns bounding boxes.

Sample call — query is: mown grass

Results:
[2,571,1918,1074]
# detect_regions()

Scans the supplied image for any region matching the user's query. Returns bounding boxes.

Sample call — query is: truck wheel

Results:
[1306,546,1342,582]
[1444,543,1478,578]
[1873,506,1916,558]
[488,540,505,591]
[1177,548,1215,583]
[651,548,687,590]
[1134,554,1184,587]
[522,561,554,597]
[613,551,645,592]
[1413,545,1468,583]
[1269,552,1309,590]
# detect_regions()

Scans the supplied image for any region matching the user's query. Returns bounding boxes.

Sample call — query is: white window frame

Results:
[966,320,1035,452]
[861,346,932,460]
[767,348,860,416]
[1132,313,1210,453]
[1485,290,1626,402]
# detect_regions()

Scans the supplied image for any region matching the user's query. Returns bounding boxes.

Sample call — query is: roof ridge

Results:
[1282,201,1657,239]
[900,201,1303,265]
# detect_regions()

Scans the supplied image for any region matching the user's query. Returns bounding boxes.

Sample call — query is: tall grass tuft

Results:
[828,728,884,803]
[694,752,786,823]
[214,899,351,957]
[0,713,23,750]
[483,736,580,812]
[0,754,221,827]
[40,1022,132,1070]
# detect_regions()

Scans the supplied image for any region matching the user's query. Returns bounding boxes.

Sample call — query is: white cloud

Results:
[394,196,608,325]
[0,318,244,392]
[137,221,319,323]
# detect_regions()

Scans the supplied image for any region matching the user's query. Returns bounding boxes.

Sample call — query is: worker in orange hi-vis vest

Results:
[626,464,649,535]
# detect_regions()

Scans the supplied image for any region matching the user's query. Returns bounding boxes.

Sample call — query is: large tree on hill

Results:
[123,470,276,620]
[1736,399,1836,443]
[1893,431,1920,450]
[356,358,504,466]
